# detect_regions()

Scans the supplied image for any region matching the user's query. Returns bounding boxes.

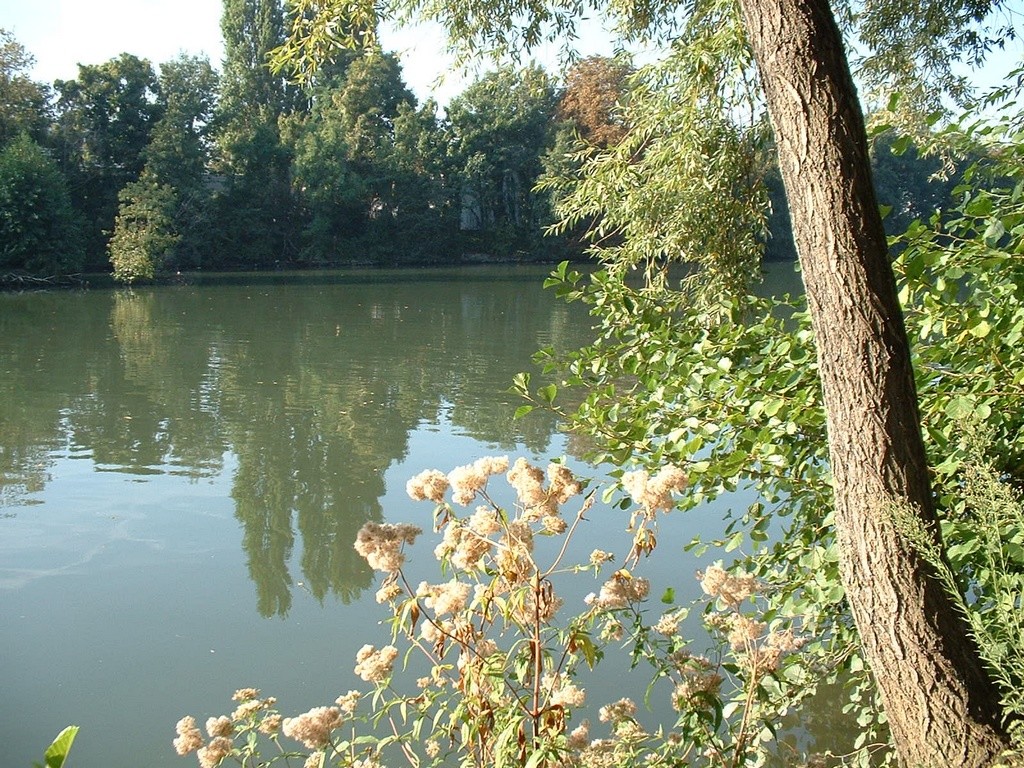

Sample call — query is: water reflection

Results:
[0,269,588,616]
[0,265,831,768]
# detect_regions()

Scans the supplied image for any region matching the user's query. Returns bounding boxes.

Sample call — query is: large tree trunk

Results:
[734,0,1011,763]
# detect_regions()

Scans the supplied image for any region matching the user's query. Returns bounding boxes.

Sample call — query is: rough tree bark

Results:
[734,0,1011,763]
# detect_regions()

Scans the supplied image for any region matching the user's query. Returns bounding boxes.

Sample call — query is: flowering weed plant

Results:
[173,457,810,768]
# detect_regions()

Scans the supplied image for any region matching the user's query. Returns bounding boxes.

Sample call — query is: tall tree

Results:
[291,96,368,258]
[145,54,220,270]
[387,99,457,252]
[212,0,297,267]
[447,66,557,236]
[557,55,632,149]
[333,53,413,159]
[291,52,442,261]
[220,0,291,117]
[146,55,219,195]
[0,29,50,146]
[542,55,634,253]
[53,54,161,267]
[0,133,82,275]
[53,54,162,187]
[109,55,221,283]
[736,0,1010,762]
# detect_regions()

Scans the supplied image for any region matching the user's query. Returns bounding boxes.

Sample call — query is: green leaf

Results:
[891,135,911,156]
[538,384,557,404]
[576,633,599,668]
[661,587,675,604]
[511,371,530,393]
[945,396,976,419]
[965,195,993,217]
[984,219,1006,246]
[43,726,79,768]
[969,319,992,338]
[513,404,534,419]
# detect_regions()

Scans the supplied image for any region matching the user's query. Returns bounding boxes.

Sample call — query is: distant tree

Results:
[871,130,964,236]
[108,173,179,284]
[134,54,220,270]
[220,0,293,117]
[291,51,432,260]
[386,99,458,254]
[557,55,632,148]
[146,55,219,193]
[0,134,82,275]
[390,99,449,185]
[211,0,297,267]
[447,66,558,245]
[53,54,161,267]
[292,100,368,259]
[332,52,414,164]
[0,29,50,146]
[539,57,635,255]
[331,53,417,235]
[761,164,796,261]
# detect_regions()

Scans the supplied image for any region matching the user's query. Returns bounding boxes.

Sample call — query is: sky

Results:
[6,0,223,83]
[3,0,1022,106]
[1,0,621,106]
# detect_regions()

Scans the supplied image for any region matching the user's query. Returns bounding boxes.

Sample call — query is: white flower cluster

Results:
[417,579,472,616]
[282,706,343,749]
[353,644,398,683]
[543,673,586,708]
[585,570,651,610]
[698,563,760,608]
[353,522,422,573]
[406,456,511,506]
[598,697,637,724]
[621,465,687,513]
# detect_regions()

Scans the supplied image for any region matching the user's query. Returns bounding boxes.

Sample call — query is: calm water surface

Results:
[1,265,817,767]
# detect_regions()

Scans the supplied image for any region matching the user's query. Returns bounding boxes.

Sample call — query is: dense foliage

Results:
[0,8,967,283]
[156,9,1024,763]
[0,133,82,275]
[0,15,577,281]
[261,0,1023,761]
[519,67,1024,764]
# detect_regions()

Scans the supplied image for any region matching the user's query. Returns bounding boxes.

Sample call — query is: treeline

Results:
[0,9,620,283]
[0,6,959,283]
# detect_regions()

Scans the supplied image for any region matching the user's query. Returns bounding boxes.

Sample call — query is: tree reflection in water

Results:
[0,268,588,615]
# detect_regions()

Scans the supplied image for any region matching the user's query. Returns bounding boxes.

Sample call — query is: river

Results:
[0,264,827,767]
